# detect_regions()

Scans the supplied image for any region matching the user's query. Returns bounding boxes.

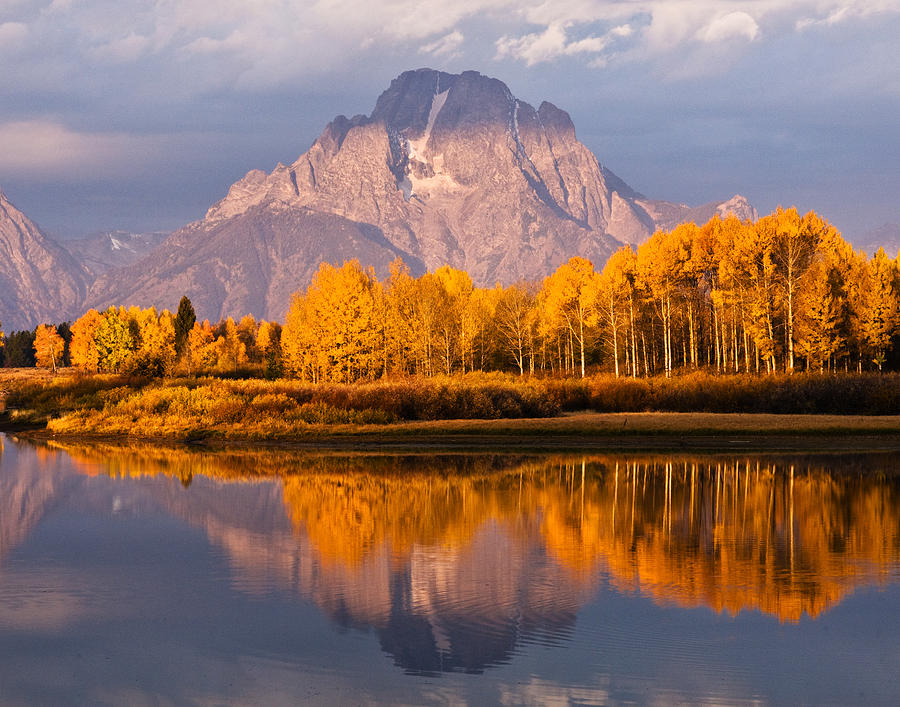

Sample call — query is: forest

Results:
[2,207,899,380]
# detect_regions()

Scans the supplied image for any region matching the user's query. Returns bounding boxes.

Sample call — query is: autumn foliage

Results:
[275,208,899,380]
[15,207,900,382]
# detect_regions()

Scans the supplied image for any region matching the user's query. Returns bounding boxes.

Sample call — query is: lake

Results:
[1,433,899,705]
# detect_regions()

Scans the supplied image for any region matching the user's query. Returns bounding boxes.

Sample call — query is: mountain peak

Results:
[84,69,756,323]
[716,194,757,220]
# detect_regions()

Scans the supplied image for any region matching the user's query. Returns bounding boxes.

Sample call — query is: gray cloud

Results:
[0,0,898,240]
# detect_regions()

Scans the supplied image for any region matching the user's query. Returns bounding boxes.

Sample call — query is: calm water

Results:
[1,435,900,705]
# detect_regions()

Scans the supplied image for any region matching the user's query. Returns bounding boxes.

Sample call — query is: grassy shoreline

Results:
[12,412,900,453]
[2,369,899,451]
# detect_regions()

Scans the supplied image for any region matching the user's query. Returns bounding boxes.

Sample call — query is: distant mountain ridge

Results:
[86,69,755,323]
[63,230,169,280]
[854,223,900,257]
[0,187,87,331]
[0,189,169,330]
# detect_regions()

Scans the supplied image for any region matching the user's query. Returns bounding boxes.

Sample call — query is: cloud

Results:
[2,0,898,88]
[0,21,28,50]
[496,22,632,66]
[795,1,900,30]
[0,121,204,179]
[698,11,759,43]
[420,30,465,58]
[87,32,152,64]
[311,0,514,41]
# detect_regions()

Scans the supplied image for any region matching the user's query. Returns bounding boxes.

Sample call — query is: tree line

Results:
[2,207,898,378]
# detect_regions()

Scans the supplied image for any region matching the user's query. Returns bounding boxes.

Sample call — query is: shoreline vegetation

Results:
[2,369,899,451]
[2,205,897,452]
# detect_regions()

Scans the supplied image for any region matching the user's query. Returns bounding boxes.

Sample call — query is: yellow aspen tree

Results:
[859,248,900,370]
[411,273,448,377]
[597,248,639,377]
[94,307,135,372]
[469,285,501,372]
[237,314,259,362]
[216,317,247,372]
[70,309,104,372]
[636,230,686,377]
[764,207,826,372]
[326,261,380,381]
[795,258,844,371]
[434,265,475,373]
[256,320,281,356]
[282,290,321,381]
[539,257,600,378]
[282,261,379,382]
[714,216,759,373]
[733,218,778,373]
[256,320,283,378]
[156,311,177,369]
[382,258,418,376]
[496,283,535,375]
[33,324,65,371]
[187,320,216,373]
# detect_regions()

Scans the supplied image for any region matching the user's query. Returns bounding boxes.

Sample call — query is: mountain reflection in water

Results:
[5,440,900,676]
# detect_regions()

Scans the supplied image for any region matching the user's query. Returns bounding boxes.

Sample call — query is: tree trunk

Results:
[629,295,637,379]
[579,316,585,378]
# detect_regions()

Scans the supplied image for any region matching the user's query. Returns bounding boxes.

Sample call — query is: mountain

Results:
[0,187,87,331]
[854,223,900,257]
[62,230,169,280]
[646,194,757,232]
[87,69,754,323]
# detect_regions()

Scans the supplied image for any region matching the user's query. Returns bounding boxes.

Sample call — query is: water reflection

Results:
[4,439,900,677]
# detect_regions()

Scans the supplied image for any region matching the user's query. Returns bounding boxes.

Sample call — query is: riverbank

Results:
[2,369,899,452]
[12,412,900,453]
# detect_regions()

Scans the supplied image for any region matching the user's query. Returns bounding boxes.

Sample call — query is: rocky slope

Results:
[87,69,754,323]
[0,188,87,331]
[62,230,169,280]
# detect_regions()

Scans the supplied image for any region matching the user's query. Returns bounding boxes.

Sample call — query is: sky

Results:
[0,0,898,244]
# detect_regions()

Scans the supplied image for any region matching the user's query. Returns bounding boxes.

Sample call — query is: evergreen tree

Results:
[4,330,36,367]
[56,322,73,367]
[174,296,197,356]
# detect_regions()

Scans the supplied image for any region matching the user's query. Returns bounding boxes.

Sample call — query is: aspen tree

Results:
[33,324,65,371]
[539,257,600,378]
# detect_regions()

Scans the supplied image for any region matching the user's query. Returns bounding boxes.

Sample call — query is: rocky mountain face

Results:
[0,188,87,331]
[87,69,753,323]
[62,230,168,280]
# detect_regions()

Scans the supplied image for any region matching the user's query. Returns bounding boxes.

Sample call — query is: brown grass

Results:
[3,369,899,445]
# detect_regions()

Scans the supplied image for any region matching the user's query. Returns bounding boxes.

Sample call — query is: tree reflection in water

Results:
[27,443,900,672]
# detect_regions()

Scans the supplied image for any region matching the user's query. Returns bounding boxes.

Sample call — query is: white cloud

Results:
[497,24,569,66]
[496,22,632,66]
[2,0,900,91]
[698,11,759,43]
[795,1,898,30]
[87,32,152,63]
[420,30,465,58]
[496,1,900,67]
